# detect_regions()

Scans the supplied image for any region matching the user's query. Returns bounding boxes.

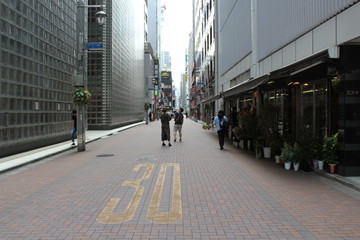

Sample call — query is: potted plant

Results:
[202,124,211,130]
[232,126,241,147]
[280,142,294,170]
[258,101,279,158]
[292,143,301,171]
[297,123,314,172]
[322,132,340,174]
[73,88,92,105]
[271,132,283,163]
[313,141,324,170]
[254,139,263,159]
[238,108,252,150]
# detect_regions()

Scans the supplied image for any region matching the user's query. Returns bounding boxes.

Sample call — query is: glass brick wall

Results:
[0,0,77,156]
[87,0,145,129]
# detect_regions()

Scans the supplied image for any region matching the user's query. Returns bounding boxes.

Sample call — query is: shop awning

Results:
[222,74,269,98]
[202,94,221,104]
[270,50,329,79]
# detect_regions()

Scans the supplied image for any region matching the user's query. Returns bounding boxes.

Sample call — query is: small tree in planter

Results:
[232,126,241,146]
[254,139,263,159]
[238,108,252,150]
[292,143,302,171]
[323,132,340,174]
[258,101,279,158]
[280,142,294,170]
[313,141,324,170]
[271,131,283,163]
[297,124,314,172]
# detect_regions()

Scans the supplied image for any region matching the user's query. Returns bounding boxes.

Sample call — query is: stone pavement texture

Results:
[1,118,360,240]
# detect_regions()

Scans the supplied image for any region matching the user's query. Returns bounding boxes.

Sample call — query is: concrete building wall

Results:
[256,0,358,61]
[218,0,252,76]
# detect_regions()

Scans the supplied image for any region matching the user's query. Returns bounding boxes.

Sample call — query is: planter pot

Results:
[275,155,280,164]
[284,162,291,170]
[240,140,244,149]
[255,150,262,159]
[318,160,324,170]
[313,160,318,169]
[329,164,336,174]
[263,147,271,158]
[294,162,300,171]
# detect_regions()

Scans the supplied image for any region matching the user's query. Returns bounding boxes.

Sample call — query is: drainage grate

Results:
[96,154,114,157]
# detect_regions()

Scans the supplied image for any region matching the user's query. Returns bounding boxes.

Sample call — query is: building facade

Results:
[0,0,77,157]
[160,71,173,108]
[212,0,360,176]
[87,0,145,129]
[145,0,160,120]
[190,0,216,122]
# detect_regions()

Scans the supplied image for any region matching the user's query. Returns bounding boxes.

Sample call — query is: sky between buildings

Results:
[161,0,193,90]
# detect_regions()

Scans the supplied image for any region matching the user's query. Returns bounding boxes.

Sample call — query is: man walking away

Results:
[213,110,228,150]
[160,108,172,146]
[173,108,184,142]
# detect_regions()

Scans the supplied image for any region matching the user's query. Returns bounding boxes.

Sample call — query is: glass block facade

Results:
[0,0,77,157]
[87,0,145,129]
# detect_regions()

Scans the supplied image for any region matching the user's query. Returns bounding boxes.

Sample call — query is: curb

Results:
[313,168,360,192]
[0,122,145,174]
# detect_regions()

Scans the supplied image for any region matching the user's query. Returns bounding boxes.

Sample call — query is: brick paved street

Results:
[1,118,360,240]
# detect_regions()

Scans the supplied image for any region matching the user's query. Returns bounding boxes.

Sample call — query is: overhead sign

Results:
[197,82,204,85]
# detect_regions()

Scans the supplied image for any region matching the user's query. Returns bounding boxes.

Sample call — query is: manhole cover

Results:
[96,154,114,157]
[137,155,157,161]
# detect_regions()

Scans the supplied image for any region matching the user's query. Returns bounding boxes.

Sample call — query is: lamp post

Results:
[74,1,108,151]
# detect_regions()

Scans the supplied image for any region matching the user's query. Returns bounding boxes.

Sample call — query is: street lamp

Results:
[74,2,108,151]
[95,11,108,26]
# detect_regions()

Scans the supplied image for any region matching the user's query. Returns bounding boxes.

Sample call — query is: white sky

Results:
[161,0,193,90]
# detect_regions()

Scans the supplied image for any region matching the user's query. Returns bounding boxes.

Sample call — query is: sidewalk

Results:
[0,121,144,173]
[1,119,360,192]
[197,119,360,192]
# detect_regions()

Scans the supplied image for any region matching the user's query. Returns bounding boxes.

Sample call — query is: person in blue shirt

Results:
[213,110,228,150]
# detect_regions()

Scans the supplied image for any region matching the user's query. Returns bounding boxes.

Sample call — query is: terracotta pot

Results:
[329,164,336,174]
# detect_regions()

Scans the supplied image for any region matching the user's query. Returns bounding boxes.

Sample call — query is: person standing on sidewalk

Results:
[173,108,184,142]
[160,108,172,146]
[70,110,77,146]
[213,110,228,150]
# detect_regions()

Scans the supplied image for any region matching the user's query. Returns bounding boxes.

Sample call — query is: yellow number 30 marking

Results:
[96,163,182,224]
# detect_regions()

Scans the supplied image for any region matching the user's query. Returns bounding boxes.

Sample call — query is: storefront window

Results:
[314,81,327,139]
[300,80,327,140]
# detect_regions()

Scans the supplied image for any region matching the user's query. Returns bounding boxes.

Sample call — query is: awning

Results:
[222,74,269,98]
[202,94,221,104]
[270,50,329,79]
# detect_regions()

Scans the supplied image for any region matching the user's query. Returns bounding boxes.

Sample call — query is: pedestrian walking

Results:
[148,111,152,122]
[71,110,77,145]
[173,108,184,142]
[160,108,172,146]
[213,110,228,150]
